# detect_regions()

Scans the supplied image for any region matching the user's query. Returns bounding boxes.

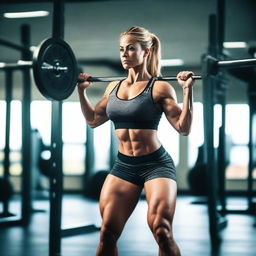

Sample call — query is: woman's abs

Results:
[115,129,161,156]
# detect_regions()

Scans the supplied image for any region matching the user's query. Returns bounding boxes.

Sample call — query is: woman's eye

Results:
[119,46,135,52]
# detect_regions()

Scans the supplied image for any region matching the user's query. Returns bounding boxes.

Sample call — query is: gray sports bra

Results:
[106,77,163,130]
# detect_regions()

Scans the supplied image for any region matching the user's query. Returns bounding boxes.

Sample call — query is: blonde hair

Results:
[120,26,161,77]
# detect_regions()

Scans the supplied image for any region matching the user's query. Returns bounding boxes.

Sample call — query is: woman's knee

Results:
[154,224,173,243]
[150,215,174,245]
[100,223,120,246]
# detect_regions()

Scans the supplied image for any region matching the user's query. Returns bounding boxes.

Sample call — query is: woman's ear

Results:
[144,47,151,57]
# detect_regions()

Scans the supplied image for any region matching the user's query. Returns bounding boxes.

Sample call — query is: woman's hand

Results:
[77,73,92,91]
[176,71,195,89]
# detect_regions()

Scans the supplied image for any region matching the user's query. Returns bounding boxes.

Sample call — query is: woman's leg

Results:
[96,174,142,256]
[144,178,180,256]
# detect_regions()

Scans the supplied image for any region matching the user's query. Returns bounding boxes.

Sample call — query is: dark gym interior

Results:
[0,0,256,255]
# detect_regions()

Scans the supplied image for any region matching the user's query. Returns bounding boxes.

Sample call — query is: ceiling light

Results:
[0,63,6,68]
[160,59,184,67]
[4,11,49,19]
[223,42,247,48]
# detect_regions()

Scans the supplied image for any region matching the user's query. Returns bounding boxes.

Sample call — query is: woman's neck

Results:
[126,67,152,84]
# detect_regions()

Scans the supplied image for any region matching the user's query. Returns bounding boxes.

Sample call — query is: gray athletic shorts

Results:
[110,146,176,187]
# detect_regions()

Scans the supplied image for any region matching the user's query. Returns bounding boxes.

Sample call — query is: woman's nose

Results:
[122,49,128,57]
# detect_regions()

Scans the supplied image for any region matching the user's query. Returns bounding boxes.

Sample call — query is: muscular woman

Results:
[77,26,194,256]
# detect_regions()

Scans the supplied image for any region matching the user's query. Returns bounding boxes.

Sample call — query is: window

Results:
[225,104,250,179]
[0,100,22,176]
[32,101,87,175]
[188,103,222,167]
[188,102,204,167]
[62,102,86,175]
[0,101,6,176]
[188,103,252,179]
[1,100,88,176]
[94,121,111,171]
[31,101,51,145]
[10,101,22,175]
[10,101,22,151]
[158,115,179,166]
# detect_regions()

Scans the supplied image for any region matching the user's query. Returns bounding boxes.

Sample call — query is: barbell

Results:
[3,37,256,101]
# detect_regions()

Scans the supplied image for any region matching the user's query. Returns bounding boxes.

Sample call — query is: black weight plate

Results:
[33,38,78,101]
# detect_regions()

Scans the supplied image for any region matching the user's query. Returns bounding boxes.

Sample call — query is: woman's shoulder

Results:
[152,80,178,103]
[153,80,176,96]
[104,80,121,96]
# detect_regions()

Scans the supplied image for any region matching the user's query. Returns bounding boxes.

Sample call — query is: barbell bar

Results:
[81,75,202,83]
[2,37,256,101]
[17,60,202,82]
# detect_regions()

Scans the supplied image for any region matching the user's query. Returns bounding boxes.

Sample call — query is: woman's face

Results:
[119,35,147,70]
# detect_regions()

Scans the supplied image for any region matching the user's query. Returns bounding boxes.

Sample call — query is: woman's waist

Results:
[117,145,167,164]
[116,136,162,157]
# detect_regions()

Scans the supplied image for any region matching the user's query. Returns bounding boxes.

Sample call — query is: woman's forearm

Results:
[178,86,193,135]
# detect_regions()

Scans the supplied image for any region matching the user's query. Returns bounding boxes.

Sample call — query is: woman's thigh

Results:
[144,178,177,229]
[99,174,142,233]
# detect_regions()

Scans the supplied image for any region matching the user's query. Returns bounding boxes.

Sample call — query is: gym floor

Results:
[0,194,255,256]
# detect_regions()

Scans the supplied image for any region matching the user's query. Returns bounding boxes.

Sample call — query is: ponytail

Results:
[147,34,161,77]
[120,26,162,77]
